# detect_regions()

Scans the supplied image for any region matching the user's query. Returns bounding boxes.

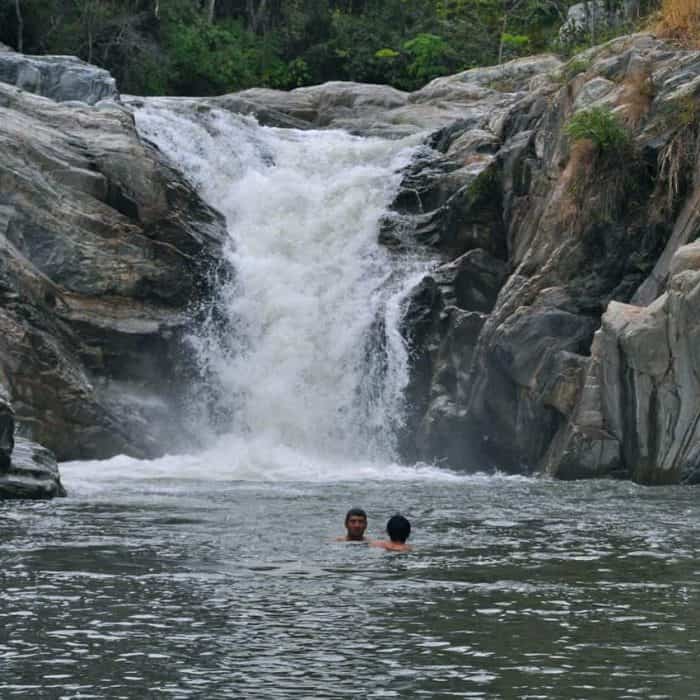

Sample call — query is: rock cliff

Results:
[391,35,700,484]
[0,54,230,497]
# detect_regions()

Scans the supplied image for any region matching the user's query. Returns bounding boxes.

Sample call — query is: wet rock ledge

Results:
[1,389,64,499]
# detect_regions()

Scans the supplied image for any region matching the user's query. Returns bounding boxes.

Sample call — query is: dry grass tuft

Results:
[658,132,695,207]
[657,96,700,210]
[656,0,700,46]
[567,138,598,183]
[561,138,599,227]
[563,136,640,226]
[618,67,655,127]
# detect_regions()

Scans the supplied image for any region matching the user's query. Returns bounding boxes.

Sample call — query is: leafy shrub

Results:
[565,107,630,155]
[500,33,531,60]
[164,18,289,95]
[285,57,311,88]
[403,33,453,84]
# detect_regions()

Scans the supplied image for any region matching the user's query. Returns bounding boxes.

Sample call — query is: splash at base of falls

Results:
[130,100,436,475]
[59,432,476,493]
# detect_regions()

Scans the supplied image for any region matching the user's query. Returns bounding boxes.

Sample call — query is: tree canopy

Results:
[0,0,656,95]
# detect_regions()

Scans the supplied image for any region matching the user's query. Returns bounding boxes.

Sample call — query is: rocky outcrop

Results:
[407,35,700,482]
[209,55,562,139]
[401,34,700,482]
[0,52,118,104]
[0,74,229,461]
[0,382,65,499]
[544,242,700,484]
[558,1,640,46]
[0,436,65,499]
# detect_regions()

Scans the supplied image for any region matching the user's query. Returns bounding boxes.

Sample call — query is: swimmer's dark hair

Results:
[386,514,411,543]
[345,507,367,524]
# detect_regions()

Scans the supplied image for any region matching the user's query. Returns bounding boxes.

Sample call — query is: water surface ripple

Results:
[2,474,699,698]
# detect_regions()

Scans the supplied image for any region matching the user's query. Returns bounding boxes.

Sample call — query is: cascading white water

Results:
[126,101,437,480]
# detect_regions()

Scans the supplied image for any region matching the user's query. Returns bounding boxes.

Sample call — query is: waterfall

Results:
[133,101,434,478]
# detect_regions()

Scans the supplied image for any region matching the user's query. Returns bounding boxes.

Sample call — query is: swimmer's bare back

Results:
[370,540,412,552]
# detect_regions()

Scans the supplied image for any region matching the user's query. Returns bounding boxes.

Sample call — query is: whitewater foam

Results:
[66,102,441,484]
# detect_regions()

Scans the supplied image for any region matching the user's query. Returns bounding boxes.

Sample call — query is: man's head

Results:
[345,507,368,540]
[386,514,411,543]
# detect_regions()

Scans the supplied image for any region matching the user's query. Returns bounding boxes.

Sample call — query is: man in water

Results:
[336,507,368,542]
[371,514,412,552]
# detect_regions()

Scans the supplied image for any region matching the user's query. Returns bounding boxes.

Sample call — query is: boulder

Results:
[558,1,638,46]
[0,437,65,500]
[0,53,118,104]
[0,80,230,461]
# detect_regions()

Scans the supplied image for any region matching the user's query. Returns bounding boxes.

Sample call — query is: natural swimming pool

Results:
[2,464,699,699]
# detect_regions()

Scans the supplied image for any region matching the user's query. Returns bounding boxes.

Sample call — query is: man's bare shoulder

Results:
[370,539,412,552]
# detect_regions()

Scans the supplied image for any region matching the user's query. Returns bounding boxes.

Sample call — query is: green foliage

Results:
[560,56,592,82]
[164,17,296,94]
[672,94,699,130]
[500,32,531,60]
[403,33,453,83]
[0,0,665,97]
[286,57,312,87]
[565,107,630,155]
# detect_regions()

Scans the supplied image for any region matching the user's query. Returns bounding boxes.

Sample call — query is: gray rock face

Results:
[313,34,696,484]
[0,52,118,104]
[0,80,229,461]
[546,243,700,484]
[558,1,639,46]
[0,386,14,470]
[214,56,561,139]
[0,436,65,500]
[449,36,700,482]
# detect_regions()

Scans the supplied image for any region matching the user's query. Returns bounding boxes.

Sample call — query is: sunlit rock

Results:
[0,52,117,104]
[0,80,229,460]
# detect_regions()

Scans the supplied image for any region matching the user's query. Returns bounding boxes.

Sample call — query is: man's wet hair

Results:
[345,507,367,524]
[386,514,411,543]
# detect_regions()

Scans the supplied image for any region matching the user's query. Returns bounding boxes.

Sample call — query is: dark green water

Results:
[1,470,699,699]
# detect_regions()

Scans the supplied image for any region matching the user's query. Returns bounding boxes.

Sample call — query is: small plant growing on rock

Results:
[560,56,592,83]
[565,107,630,156]
[564,108,638,224]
